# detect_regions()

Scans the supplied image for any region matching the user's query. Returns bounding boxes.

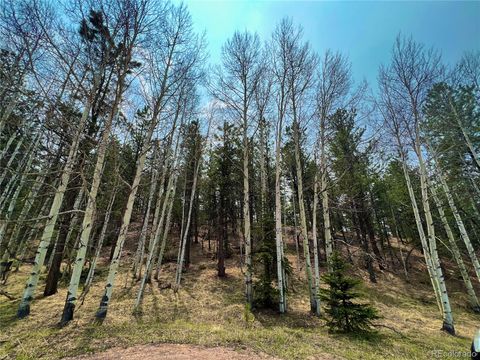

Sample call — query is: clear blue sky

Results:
[181,0,480,87]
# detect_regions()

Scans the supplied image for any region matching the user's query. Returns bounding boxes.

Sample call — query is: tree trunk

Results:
[436,165,480,284]
[62,81,124,323]
[242,126,253,306]
[17,97,93,318]
[154,173,178,281]
[399,149,443,314]
[274,116,286,313]
[79,185,118,304]
[44,184,83,297]
[311,172,321,315]
[133,148,159,279]
[136,166,178,308]
[320,120,333,267]
[95,100,163,320]
[175,150,202,289]
[293,122,317,314]
[430,183,480,312]
[416,140,455,335]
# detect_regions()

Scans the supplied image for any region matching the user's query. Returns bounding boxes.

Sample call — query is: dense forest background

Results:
[0,0,479,358]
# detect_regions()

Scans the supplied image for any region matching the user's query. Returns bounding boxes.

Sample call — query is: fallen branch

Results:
[0,289,15,300]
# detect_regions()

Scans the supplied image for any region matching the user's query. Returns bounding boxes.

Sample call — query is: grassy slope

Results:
[0,229,478,360]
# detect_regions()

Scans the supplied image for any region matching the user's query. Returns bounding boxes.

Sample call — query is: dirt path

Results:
[68,344,279,360]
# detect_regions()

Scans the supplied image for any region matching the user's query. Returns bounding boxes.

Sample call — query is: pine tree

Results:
[320,252,379,333]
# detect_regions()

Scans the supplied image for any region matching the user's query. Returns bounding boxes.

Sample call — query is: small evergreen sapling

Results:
[320,252,379,333]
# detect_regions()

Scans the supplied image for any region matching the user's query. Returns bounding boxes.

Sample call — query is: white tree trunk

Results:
[0,135,24,188]
[62,94,123,323]
[274,118,286,313]
[311,172,321,316]
[154,173,178,280]
[133,148,159,279]
[135,167,178,308]
[416,141,455,334]
[78,185,118,304]
[293,123,316,314]
[430,183,480,311]
[95,112,160,320]
[17,99,92,318]
[0,129,19,163]
[399,150,442,314]
[0,174,44,275]
[320,121,333,266]
[242,132,253,305]
[175,151,202,289]
[449,95,480,171]
[436,165,480,283]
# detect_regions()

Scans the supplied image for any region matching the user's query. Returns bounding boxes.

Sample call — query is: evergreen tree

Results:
[320,252,379,333]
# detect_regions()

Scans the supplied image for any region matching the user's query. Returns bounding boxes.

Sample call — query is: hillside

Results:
[0,225,478,360]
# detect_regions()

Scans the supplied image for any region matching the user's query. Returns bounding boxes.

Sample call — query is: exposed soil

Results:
[67,343,281,360]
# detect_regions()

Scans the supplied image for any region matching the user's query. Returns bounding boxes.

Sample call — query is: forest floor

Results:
[0,223,479,359]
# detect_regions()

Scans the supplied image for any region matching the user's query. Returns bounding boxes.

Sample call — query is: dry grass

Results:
[0,231,478,360]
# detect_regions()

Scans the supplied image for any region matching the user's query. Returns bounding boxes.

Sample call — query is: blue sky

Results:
[182,0,480,87]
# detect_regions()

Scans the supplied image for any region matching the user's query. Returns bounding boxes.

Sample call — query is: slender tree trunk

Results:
[292,122,317,314]
[311,172,321,315]
[133,148,159,279]
[243,124,253,306]
[62,90,124,323]
[0,174,44,277]
[448,95,480,171]
[274,116,286,313]
[0,132,40,249]
[43,184,83,297]
[154,173,178,281]
[175,152,202,289]
[320,119,333,267]
[398,149,443,314]
[136,165,178,308]
[0,129,19,163]
[430,183,480,311]
[17,97,93,318]
[436,165,480,284]
[95,122,155,320]
[0,135,24,189]
[416,140,455,334]
[292,190,300,270]
[78,185,118,304]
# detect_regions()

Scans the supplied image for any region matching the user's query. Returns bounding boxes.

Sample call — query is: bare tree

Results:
[378,35,455,335]
[210,30,262,306]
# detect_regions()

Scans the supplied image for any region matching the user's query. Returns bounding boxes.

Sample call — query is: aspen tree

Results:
[378,35,455,334]
[416,136,454,333]
[315,51,356,266]
[311,169,321,315]
[136,158,179,307]
[0,173,44,277]
[79,177,119,304]
[136,120,183,306]
[436,164,480,283]
[17,98,93,318]
[175,119,208,289]
[430,181,480,311]
[132,145,159,279]
[211,31,262,306]
[0,135,24,188]
[269,19,296,312]
[62,2,147,320]
[286,28,318,313]
[95,2,205,320]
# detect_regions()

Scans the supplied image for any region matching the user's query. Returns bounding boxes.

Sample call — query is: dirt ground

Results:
[67,344,279,360]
